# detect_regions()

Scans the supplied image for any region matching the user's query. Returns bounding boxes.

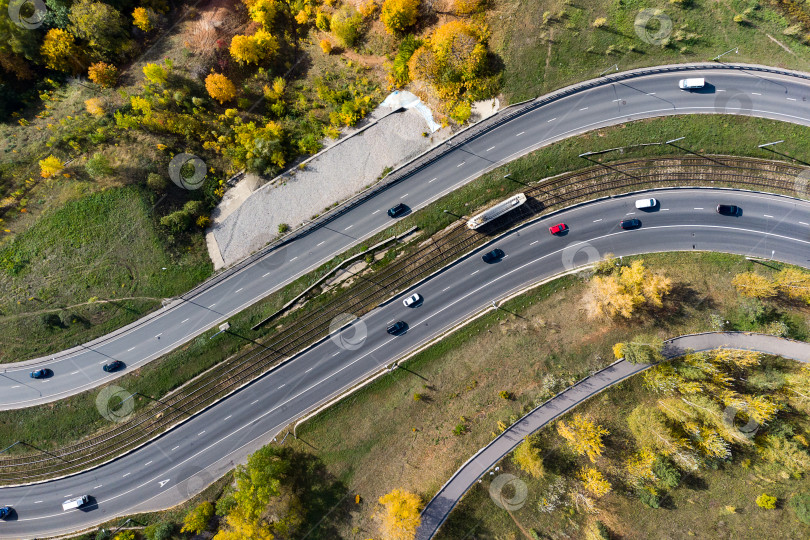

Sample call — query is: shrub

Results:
[450,101,472,123]
[592,17,608,28]
[453,423,467,435]
[499,390,511,400]
[183,200,205,216]
[757,493,777,509]
[278,223,290,233]
[413,392,422,401]
[454,0,482,14]
[638,486,660,508]
[143,522,173,540]
[114,531,135,540]
[39,155,64,178]
[160,210,192,233]
[331,6,364,47]
[320,38,333,54]
[147,172,168,191]
[85,97,105,117]
[85,152,113,179]
[380,0,419,34]
[205,73,237,104]
[733,14,745,23]
[790,493,810,524]
[316,11,331,30]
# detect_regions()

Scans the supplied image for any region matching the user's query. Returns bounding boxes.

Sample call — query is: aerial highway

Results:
[6,64,810,410]
[2,187,810,538]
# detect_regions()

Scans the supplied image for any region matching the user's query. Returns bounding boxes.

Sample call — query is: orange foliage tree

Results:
[205,73,237,104]
[87,61,118,87]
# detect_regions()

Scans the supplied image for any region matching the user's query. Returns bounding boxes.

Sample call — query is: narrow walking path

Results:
[416,332,810,540]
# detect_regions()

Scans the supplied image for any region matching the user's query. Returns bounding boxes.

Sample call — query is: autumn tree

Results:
[142,63,168,85]
[320,38,332,54]
[246,0,283,28]
[758,433,810,475]
[39,155,64,178]
[378,489,422,540]
[213,511,275,540]
[40,28,82,73]
[0,0,41,66]
[732,272,777,298]
[587,260,671,318]
[84,97,104,117]
[557,414,609,463]
[615,335,665,364]
[87,61,118,87]
[69,0,129,60]
[775,267,810,302]
[331,5,364,47]
[625,448,657,484]
[132,6,158,32]
[756,493,777,509]
[206,73,237,104]
[512,437,544,478]
[454,0,482,14]
[380,0,419,34]
[579,467,611,497]
[230,29,279,64]
[181,501,214,534]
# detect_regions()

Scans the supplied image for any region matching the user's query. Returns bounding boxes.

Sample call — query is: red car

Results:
[549,223,568,235]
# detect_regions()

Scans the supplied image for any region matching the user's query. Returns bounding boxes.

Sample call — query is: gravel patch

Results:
[209,105,451,268]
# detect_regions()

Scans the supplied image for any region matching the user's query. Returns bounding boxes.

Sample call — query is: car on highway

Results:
[0,506,11,519]
[481,248,505,263]
[387,203,408,218]
[387,321,408,335]
[635,198,657,210]
[679,77,705,90]
[62,495,89,511]
[548,223,568,235]
[403,293,422,307]
[620,218,642,230]
[30,368,52,379]
[716,204,740,216]
[102,360,124,373]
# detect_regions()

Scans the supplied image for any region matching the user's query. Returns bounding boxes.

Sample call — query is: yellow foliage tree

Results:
[205,73,237,104]
[358,0,378,18]
[213,510,274,540]
[625,448,657,484]
[512,437,545,479]
[40,28,81,73]
[378,489,422,540]
[181,501,214,534]
[246,0,282,27]
[775,267,810,302]
[588,260,671,318]
[320,38,333,54]
[132,6,156,32]
[85,97,105,117]
[230,29,279,64]
[579,467,611,497]
[39,155,64,178]
[557,414,609,463]
[142,63,167,85]
[380,0,419,34]
[453,0,482,14]
[732,272,777,298]
[87,61,118,87]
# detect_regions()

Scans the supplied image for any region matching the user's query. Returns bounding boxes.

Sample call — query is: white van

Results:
[62,495,89,511]
[635,198,657,209]
[678,78,705,90]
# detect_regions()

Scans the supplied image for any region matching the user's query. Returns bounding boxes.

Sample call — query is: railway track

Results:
[0,154,805,485]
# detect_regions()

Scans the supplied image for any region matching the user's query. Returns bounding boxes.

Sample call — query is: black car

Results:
[386,321,408,335]
[620,218,641,230]
[102,360,124,373]
[716,204,740,216]
[30,368,52,379]
[482,248,505,263]
[0,506,11,519]
[387,203,408,218]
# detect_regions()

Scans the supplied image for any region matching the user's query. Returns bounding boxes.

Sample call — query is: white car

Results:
[678,77,705,90]
[635,198,657,209]
[403,293,422,307]
[62,495,89,511]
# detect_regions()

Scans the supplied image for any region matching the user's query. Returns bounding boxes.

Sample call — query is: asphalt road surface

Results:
[7,64,810,410]
[415,332,810,540]
[3,188,810,538]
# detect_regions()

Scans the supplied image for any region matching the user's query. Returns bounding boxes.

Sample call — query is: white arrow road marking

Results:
[159,479,170,488]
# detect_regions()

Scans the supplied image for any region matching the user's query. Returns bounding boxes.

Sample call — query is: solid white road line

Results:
[372,209,380,214]
[530,240,539,245]
[764,215,773,218]
[788,97,797,101]
[516,132,525,137]
[457,162,465,167]
[486,146,495,151]
[547,117,556,122]
[344,225,353,230]
[429,177,437,183]
[234,288,243,293]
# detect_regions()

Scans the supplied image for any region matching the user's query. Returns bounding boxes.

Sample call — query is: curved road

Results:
[2,188,810,538]
[8,64,810,410]
[415,332,810,540]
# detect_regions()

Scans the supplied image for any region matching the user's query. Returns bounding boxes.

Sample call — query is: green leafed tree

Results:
[69,0,129,60]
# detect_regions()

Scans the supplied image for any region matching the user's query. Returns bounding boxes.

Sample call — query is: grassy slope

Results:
[0,186,212,361]
[489,0,810,102]
[286,251,810,538]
